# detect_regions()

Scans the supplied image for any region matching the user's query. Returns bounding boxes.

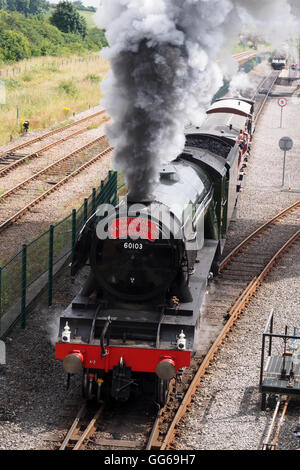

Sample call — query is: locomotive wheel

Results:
[156,378,170,406]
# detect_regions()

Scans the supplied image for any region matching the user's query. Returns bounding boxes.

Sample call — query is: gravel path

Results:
[175,73,300,450]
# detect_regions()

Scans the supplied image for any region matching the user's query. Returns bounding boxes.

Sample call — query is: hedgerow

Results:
[0,10,106,64]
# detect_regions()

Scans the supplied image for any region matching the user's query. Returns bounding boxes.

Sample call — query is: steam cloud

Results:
[95,0,299,200]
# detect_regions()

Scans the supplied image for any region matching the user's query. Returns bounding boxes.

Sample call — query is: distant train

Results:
[55,96,254,405]
[271,56,287,70]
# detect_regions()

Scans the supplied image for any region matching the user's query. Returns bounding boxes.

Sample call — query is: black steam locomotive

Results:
[55,97,254,404]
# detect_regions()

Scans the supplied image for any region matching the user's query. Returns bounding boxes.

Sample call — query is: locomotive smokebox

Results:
[63,351,84,374]
[126,192,155,204]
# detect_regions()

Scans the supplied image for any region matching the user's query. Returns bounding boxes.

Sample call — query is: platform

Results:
[261,355,300,396]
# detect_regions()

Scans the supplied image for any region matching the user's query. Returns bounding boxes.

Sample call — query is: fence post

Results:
[21,244,27,329]
[48,225,54,307]
[72,209,76,258]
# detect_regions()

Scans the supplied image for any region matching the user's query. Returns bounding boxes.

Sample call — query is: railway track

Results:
[0,109,107,160]
[0,143,113,233]
[56,395,155,451]
[0,113,110,177]
[144,74,298,450]
[232,50,257,66]
[251,71,279,123]
[262,397,290,450]
[59,403,105,450]
[46,69,286,452]
[57,199,300,452]
[146,200,300,450]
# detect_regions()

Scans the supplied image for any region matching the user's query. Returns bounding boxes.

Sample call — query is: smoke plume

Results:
[95,1,299,200]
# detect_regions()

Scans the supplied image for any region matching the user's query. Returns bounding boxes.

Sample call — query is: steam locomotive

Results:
[55,96,254,404]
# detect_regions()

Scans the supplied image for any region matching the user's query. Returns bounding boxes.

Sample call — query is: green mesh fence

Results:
[0,170,118,337]
[27,230,50,287]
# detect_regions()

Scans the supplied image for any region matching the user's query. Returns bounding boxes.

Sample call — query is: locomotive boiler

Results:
[55,97,254,404]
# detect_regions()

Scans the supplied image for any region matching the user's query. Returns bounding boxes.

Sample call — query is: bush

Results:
[0,29,31,61]
[85,73,100,83]
[87,27,108,49]
[58,80,78,96]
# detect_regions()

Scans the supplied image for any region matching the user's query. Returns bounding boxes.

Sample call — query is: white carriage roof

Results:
[206,99,252,117]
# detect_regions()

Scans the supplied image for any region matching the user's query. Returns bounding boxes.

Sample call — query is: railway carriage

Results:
[55,97,254,404]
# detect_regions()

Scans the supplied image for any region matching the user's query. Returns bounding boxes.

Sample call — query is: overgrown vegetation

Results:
[0,0,50,16]
[0,53,109,145]
[0,8,108,64]
[50,1,87,39]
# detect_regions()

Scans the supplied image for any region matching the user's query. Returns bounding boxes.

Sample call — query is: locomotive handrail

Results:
[100,316,112,357]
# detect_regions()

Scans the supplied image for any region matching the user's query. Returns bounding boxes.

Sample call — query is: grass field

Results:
[79,10,97,28]
[46,8,97,29]
[0,53,109,145]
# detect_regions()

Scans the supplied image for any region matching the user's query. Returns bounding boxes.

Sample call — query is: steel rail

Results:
[154,228,300,450]
[262,397,290,450]
[0,109,106,159]
[252,72,279,123]
[251,72,275,102]
[0,146,113,233]
[219,199,300,271]
[146,410,162,450]
[0,117,110,177]
[0,135,107,201]
[59,404,86,450]
[73,404,105,450]
[59,403,105,450]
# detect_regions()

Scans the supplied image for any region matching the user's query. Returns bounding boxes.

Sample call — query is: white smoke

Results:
[95,0,300,199]
[229,72,256,98]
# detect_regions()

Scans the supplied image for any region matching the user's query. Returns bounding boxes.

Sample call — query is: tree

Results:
[87,27,108,49]
[0,0,7,10]
[50,1,87,39]
[6,0,49,15]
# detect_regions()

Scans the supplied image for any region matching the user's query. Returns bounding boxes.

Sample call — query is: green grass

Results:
[0,53,109,145]
[79,10,96,29]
